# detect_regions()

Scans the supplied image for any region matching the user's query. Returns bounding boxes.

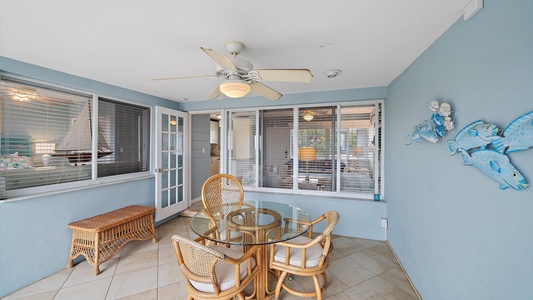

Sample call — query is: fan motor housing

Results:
[216,57,253,77]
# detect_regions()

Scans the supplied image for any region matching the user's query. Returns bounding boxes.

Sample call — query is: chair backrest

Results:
[308,210,339,253]
[201,174,244,221]
[172,234,259,298]
[172,234,226,292]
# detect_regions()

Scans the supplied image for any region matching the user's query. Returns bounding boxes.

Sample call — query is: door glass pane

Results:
[170,115,176,133]
[162,152,168,170]
[162,114,169,132]
[170,169,177,187]
[178,186,183,202]
[178,169,183,185]
[162,133,168,151]
[170,133,176,151]
[162,171,168,189]
[170,152,177,168]
[161,190,168,208]
[170,187,177,205]
[178,117,183,133]
[177,134,183,150]
[178,152,183,165]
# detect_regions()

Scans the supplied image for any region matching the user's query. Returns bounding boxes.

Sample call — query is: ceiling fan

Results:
[151,41,313,101]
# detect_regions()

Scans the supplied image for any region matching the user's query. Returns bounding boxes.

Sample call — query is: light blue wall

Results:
[190,114,211,200]
[386,0,533,299]
[0,57,180,297]
[246,192,387,240]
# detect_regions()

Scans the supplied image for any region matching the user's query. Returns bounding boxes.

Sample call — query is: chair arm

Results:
[284,214,326,237]
[194,235,208,245]
[223,245,260,265]
[273,236,323,249]
[283,217,311,235]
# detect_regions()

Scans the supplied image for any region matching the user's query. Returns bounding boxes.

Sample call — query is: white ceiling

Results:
[0,0,470,102]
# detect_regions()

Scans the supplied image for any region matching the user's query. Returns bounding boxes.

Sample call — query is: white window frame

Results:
[0,75,153,201]
[223,100,385,201]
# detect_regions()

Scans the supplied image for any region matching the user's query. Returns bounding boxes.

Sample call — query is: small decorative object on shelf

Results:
[405,100,456,145]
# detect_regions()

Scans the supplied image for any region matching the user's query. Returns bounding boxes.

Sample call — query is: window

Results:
[227,110,257,186]
[226,101,383,199]
[0,77,150,197]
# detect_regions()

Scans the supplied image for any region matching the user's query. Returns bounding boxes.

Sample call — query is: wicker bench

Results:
[66,205,157,275]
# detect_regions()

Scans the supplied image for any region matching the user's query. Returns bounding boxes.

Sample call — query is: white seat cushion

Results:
[190,245,255,293]
[273,235,323,268]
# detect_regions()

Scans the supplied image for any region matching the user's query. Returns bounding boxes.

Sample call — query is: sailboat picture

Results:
[52,103,113,163]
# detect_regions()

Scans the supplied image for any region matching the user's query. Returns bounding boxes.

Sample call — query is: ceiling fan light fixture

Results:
[303,110,314,121]
[219,80,251,98]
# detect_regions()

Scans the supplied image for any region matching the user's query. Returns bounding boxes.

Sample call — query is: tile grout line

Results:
[385,241,422,300]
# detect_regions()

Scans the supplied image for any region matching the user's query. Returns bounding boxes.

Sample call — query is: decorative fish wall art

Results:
[459,149,528,190]
[449,111,533,191]
[448,120,499,155]
[491,111,533,154]
[405,100,455,145]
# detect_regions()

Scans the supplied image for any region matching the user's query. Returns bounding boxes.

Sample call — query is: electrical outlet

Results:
[380,218,388,228]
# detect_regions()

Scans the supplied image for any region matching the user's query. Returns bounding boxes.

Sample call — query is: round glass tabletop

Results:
[190,200,311,246]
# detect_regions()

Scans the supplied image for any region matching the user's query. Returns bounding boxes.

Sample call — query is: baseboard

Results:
[386,241,423,300]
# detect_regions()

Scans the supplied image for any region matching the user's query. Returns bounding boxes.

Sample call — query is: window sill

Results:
[0,172,154,203]
[243,186,384,202]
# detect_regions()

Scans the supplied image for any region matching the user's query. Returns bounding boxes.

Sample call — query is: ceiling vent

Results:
[323,69,342,78]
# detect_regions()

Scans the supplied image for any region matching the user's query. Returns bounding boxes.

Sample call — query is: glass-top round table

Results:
[190,200,310,300]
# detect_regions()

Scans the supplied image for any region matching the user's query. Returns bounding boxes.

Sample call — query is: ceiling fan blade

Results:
[150,75,219,81]
[250,82,282,101]
[201,47,236,71]
[252,69,313,82]
[205,84,222,100]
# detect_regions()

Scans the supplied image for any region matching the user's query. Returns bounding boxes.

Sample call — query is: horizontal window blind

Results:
[0,77,151,196]
[260,108,293,190]
[97,98,150,177]
[297,106,336,191]
[339,105,377,194]
[0,78,93,191]
[228,111,256,187]
[226,102,383,198]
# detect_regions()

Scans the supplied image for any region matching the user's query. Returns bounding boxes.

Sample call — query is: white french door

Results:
[155,107,188,221]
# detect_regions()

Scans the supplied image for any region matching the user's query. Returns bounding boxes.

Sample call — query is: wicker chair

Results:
[268,211,339,300]
[201,173,244,221]
[201,174,248,244]
[172,234,260,300]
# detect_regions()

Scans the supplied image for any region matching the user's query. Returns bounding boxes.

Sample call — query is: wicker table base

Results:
[67,205,157,275]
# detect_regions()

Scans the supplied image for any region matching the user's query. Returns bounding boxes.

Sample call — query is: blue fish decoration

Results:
[448,120,499,155]
[460,149,529,190]
[492,111,533,153]
[406,121,438,144]
[418,120,439,144]
[431,114,446,137]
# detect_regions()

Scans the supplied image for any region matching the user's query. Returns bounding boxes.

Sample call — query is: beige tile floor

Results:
[3,215,419,300]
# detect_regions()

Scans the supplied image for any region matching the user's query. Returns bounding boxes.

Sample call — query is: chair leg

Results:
[237,292,245,300]
[312,275,322,300]
[320,271,328,291]
[275,271,288,299]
